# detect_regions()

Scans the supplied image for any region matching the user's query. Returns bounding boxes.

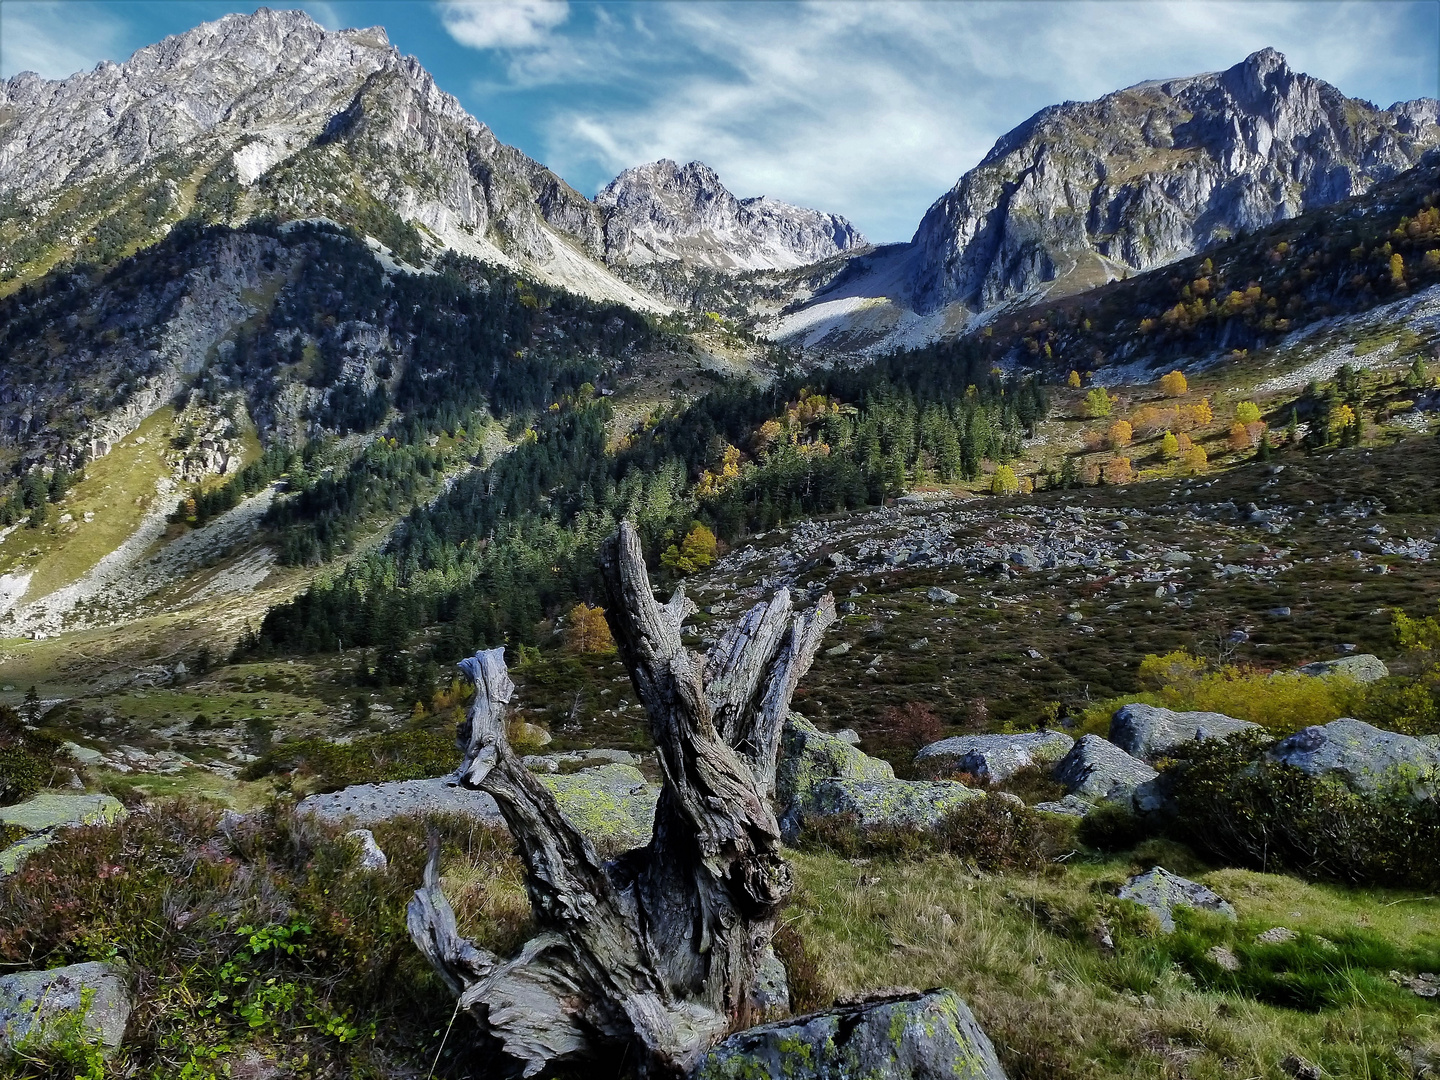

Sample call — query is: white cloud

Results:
[300,2,344,31]
[507,0,1437,242]
[440,0,569,50]
[0,2,128,80]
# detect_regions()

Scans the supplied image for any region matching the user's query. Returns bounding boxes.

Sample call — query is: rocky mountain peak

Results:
[597,159,865,272]
[904,47,1440,313]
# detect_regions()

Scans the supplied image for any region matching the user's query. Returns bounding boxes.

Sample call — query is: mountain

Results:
[0,10,858,312]
[772,48,1440,353]
[596,159,864,272]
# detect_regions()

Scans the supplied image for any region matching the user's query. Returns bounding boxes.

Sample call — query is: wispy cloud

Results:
[0,1,130,80]
[439,0,570,50]
[439,0,1439,241]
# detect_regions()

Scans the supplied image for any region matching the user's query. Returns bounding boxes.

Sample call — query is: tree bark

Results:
[409,520,834,1077]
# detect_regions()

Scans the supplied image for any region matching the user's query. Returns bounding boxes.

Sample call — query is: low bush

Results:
[1077,801,1153,852]
[0,704,63,805]
[0,799,519,1079]
[798,796,1076,874]
[243,722,459,791]
[1166,730,1440,886]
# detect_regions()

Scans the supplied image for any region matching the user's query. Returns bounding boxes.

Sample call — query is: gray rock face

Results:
[908,48,1440,312]
[1052,735,1158,801]
[776,715,895,820]
[1118,867,1236,932]
[1269,718,1440,795]
[1296,654,1391,683]
[1109,703,1260,761]
[915,731,1074,781]
[597,160,864,272]
[692,989,1008,1080]
[0,962,131,1053]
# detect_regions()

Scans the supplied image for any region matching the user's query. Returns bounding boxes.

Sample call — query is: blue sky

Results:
[3,1,1438,242]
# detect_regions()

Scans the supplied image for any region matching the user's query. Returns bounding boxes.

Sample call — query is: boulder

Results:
[0,792,126,834]
[1052,735,1157,802]
[927,586,960,604]
[1118,867,1236,932]
[1268,718,1440,796]
[297,777,505,828]
[0,792,127,875]
[297,767,661,852]
[1109,703,1259,762]
[692,989,1007,1080]
[777,716,894,817]
[1296,654,1390,683]
[803,777,982,833]
[0,961,131,1053]
[915,731,1074,781]
[521,748,640,773]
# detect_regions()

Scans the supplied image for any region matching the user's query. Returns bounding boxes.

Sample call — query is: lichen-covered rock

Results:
[0,962,131,1054]
[777,715,894,813]
[916,731,1073,781]
[536,763,659,852]
[1052,735,1158,801]
[1118,867,1236,932]
[1296,654,1390,683]
[0,792,126,834]
[1110,703,1259,762]
[692,989,1007,1080]
[0,792,127,875]
[804,777,982,833]
[1268,718,1440,796]
[746,948,791,1024]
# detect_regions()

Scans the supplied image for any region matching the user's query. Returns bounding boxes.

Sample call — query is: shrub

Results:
[800,798,1075,874]
[0,705,63,806]
[244,723,459,791]
[1077,801,1151,852]
[1166,731,1440,886]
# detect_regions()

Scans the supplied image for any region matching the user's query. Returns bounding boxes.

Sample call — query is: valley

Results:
[1,9,1439,1080]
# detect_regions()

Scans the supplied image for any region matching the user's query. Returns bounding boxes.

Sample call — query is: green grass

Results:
[0,406,181,598]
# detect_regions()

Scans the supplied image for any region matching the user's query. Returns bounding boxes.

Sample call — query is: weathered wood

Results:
[409,521,834,1077]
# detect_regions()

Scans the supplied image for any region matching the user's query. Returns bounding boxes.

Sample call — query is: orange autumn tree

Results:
[565,602,614,653]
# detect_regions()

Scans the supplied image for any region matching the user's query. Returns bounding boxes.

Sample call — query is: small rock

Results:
[1390,971,1440,998]
[1206,945,1241,972]
[1268,607,1292,617]
[825,642,852,657]
[1161,550,1193,565]
[1255,926,1297,945]
[1118,867,1236,932]
[832,729,861,745]
[916,731,1074,782]
[926,586,960,604]
[62,741,104,765]
[1035,794,1093,817]
[346,828,388,870]
[908,637,929,651]
[1281,1054,1322,1080]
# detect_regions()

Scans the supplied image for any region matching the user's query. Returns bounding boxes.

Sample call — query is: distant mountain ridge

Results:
[0,9,859,306]
[772,48,1440,353]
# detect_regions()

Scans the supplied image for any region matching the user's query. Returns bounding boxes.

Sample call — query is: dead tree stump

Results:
[409,521,835,1077]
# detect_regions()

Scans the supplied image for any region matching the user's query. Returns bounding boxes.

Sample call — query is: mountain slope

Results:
[771,48,1440,354]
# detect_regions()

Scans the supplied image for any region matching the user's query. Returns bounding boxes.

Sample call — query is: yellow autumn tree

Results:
[565,602,614,653]
[661,522,719,576]
[1085,388,1113,418]
[1107,420,1133,449]
[1235,401,1262,424]
[1067,370,1082,389]
[1331,403,1357,436]
[1183,444,1209,474]
[1391,252,1406,286]
[1159,370,1188,397]
[1101,456,1133,484]
[1228,422,1251,451]
[990,465,1020,495]
[1161,431,1180,459]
